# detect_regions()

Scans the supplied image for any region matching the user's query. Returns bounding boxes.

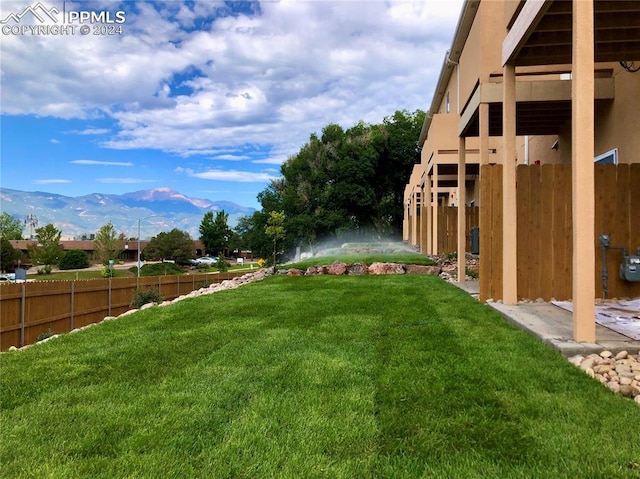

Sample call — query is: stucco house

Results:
[404,0,640,341]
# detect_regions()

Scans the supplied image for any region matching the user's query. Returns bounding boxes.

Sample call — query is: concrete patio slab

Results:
[451,281,640,357]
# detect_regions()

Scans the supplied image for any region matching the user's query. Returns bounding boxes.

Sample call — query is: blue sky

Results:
[1,0,463,210]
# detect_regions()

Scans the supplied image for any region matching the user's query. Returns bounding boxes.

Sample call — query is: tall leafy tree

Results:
[0,212,24,240]
[27,224,63,268]
[256,109,425,256]
[234,212,272,260]
[199,211,232,256]
[94,222,124,266]
[375,109,426,232]
[0,237,19,272]
[143,229,193,263]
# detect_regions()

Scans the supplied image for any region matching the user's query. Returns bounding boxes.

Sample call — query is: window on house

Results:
[445,92,450,114]
[594,148,618,165]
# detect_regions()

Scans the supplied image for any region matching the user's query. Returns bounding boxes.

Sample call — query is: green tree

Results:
[0,212,24,240]
[94,222,124,266]
[0,237,19,272]
[199,211,232,257]
[265,211,286,267]
[59,249,90,270]
[254,109,426,255]
[234,212,272,260]
[143,229,194,264]
[27,224,63,269]
[374,109,426,233]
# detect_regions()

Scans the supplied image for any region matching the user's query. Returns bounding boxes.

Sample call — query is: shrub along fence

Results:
[0,271,246,351]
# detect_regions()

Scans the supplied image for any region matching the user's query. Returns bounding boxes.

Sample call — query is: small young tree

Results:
[27,224,63,271]
[265,211,286,267]
[94,222,124,266]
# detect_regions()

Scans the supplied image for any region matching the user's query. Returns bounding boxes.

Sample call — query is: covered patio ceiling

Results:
[460,0,640,139]
[505,0,640,67]
[461,98,613,138]
[423,163,480,189]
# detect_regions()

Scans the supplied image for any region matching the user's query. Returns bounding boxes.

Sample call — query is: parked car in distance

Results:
[0,273,16,282]
[191,256,218,266]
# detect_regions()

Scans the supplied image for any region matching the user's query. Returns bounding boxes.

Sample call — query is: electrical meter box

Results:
[620,255,640,282]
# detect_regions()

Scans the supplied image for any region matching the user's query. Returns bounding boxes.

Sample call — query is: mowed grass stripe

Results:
[1,275,639,479]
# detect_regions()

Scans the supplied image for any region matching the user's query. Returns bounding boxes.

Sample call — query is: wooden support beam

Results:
[458,136,467,282]
[432,163,439,255]
[572,0,596,343]
[502,64,518,305]
[425,176,433,254]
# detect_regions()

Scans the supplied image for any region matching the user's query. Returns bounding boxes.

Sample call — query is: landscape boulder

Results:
[305,266,326,275]
[347,262,368,275]
[327,262,347,275]
[405,264,441,276]
[368,262,406,275]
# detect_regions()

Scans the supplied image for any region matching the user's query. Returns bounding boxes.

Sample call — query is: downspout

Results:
[524,135,529,165]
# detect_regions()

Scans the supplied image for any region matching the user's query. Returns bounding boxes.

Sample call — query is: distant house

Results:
[9,239,205,264]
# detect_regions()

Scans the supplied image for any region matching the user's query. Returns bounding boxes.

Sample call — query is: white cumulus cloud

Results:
[1,0,463,161]
[175,167,279,183]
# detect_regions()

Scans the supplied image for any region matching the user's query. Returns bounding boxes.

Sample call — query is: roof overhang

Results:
[418,0,480,147]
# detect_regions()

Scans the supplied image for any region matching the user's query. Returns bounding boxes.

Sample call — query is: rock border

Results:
[280,261,442,277]
[568,350,640,404]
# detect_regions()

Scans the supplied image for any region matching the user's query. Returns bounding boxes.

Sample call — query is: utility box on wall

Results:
[470,227,480,255]
[620,255,640,282]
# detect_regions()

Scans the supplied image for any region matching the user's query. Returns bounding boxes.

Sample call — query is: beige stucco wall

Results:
[422,114,460,158]
[594,65,640,164]
[458,11,481,110]
[503,0,523,30]
[457,0,505,112]
[544,64,640,165]
[448,182,479,207]
[516,135,562,165]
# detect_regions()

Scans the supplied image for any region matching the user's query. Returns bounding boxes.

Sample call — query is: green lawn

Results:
[25,269,136,281]
[23,262,255,282]
[1,275,639,478]
[285,252,436,270]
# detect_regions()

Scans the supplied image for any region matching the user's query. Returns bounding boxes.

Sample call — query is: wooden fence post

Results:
[108,277,112,317]
[70,281,75,332]
[20,283,26,348]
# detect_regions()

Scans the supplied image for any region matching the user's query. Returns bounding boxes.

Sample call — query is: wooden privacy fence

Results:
[437,205,479,255]
[0,271,246,351]
[479,164,503,302]
[479,163,640,302]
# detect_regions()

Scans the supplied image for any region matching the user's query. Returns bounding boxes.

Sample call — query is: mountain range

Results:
[0,187,255,240]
